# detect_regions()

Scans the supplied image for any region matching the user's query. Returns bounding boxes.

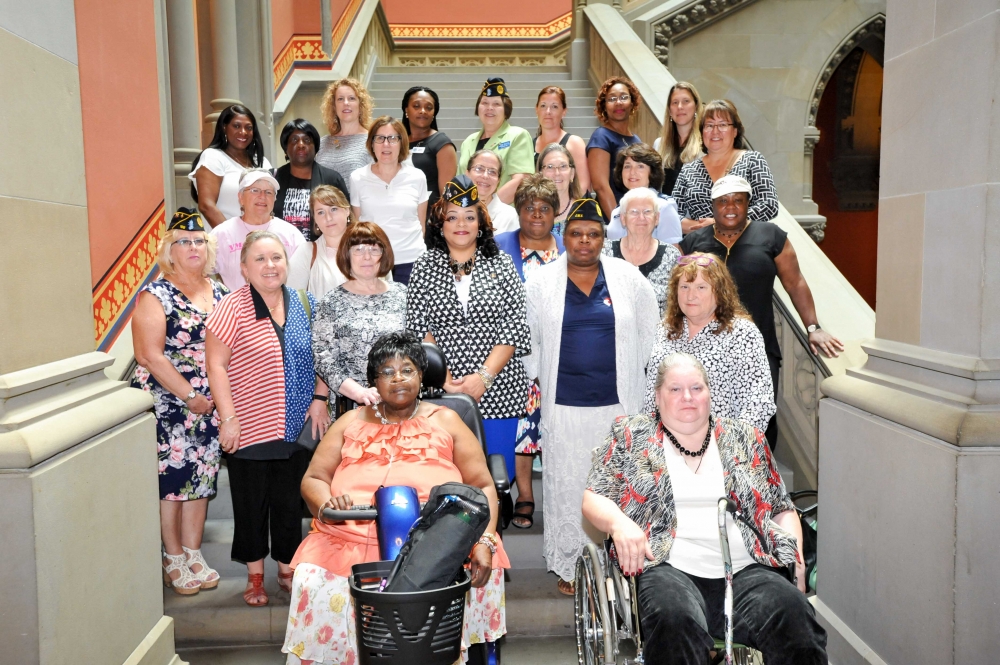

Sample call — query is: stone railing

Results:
[583,3,875,488]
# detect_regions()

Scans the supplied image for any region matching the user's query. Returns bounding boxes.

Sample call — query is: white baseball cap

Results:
[711,175,752,200]
[238,169,280,193]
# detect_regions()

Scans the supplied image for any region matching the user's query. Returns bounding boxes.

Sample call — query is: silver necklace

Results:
[374,400,420,425]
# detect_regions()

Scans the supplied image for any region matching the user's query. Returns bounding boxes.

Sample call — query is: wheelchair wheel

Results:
[575,543,615,664]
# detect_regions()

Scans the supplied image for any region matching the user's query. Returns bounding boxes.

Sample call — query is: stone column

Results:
[166,0,202,209]
[815,2,1000,664]
[0,14,180,665]
[796,126,826,243]
[206,0,242,126]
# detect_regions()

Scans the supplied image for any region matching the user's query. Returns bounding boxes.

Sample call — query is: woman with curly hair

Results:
[642,252,775,432]
[315,77,375,181]
[586,76,643,221]
[406,174,531,483]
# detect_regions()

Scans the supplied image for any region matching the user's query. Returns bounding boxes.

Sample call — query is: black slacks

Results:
[635,563,827,665]
[226,448,310,564]
[765,353,780,449]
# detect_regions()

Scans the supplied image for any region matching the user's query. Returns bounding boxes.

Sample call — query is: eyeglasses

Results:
[373,135,402,144]
[248,187,276,198]
[625,209,656,219]
[377,366,418,380]
[541,164,571,174]
[703,122,733,132]
[470,165,499,178]
[173,238,207,248]
[677,255,718,267]
[607,94,631,104]
[349,244,384,257]
[524,205,552,215]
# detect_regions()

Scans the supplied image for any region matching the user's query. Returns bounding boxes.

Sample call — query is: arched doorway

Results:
[811,38,883,308]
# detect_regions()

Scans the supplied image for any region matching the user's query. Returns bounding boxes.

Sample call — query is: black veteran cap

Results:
[565,197,604,224]
[168,207,207,232]
[482,77,508,98]
[442,174,480,208]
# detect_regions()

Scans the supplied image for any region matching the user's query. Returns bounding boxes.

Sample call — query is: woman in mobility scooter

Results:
[282,332,508,664]
[581,352,827,665]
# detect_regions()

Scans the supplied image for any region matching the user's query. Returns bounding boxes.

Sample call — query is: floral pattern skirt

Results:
[283,563,505,665]
[514,382,542,455]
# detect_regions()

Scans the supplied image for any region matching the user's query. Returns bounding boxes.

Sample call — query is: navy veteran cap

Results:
[565,198,604,224]
[168,207,207,232]
[442,174,479,208]
[482,77,507,98]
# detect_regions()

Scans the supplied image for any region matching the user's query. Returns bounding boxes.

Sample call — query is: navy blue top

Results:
[586,126,642,207]
[555,265,619,406]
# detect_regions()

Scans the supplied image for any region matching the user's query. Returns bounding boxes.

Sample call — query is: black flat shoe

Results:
[512,501,535,529]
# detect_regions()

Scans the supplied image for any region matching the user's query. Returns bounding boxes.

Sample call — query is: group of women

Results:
[132,72,845,664]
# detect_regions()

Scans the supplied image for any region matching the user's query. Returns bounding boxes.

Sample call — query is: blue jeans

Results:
[635,563,827,665]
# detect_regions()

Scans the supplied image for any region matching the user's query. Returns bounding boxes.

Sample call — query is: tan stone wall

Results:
[665,0,886,216]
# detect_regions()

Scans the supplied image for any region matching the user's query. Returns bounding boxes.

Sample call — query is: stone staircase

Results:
[367,66,599,146]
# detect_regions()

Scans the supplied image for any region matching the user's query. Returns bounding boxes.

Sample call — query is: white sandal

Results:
[183,546,220,590]
[163,551,201,595]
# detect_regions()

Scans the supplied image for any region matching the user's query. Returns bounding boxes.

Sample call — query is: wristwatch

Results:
[806,324,821,334]
[185,390,197,402]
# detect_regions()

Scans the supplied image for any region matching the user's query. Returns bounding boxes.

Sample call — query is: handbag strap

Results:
[296,289,311,325]
[311,241,317,268]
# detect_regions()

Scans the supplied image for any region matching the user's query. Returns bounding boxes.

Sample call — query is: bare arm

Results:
[567,135,591,193]
[587,148,615,220]
[496,173,526,205]
[582,490,654,575]
[774,240,844,358]
[417,201,428,235]
[193,168,228,227]
[773,509,806,593]
[300,410,356,516]
[205,330,238,452]
[436,143,458,193]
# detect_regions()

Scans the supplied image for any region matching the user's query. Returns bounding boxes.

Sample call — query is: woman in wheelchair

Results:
[282,332,509,665]
[582,352,827,665]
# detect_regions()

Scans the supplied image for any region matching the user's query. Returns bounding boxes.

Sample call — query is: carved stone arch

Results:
[806,14,886,128]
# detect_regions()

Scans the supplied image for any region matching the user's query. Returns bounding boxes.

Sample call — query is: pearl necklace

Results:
[374,400,420,425]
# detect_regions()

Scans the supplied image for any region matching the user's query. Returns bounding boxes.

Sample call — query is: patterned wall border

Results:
[93,202,165,351]
[272,0,366,94]
[389,12,572,44]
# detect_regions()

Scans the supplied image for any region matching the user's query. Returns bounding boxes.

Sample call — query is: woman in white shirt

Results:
[188,104,272,227]
[349,116,429,284]
[210,170,304,291]
[286,185,351,297]
[466,149,519,234]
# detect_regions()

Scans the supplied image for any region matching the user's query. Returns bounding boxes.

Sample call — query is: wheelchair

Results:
[575,497,788,665]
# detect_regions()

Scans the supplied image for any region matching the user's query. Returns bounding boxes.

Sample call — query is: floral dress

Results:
[514,247,561,455]
[132,278,228,500]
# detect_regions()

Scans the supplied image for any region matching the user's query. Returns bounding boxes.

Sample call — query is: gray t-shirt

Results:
[315,133,373,182]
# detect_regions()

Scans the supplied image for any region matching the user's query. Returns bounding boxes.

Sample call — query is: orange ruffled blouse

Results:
[291,405,510,577]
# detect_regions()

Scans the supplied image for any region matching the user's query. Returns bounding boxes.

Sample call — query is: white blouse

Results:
[285,235,347,298]
[487,197,520,234]
[349,163,429,264]
[188,148,273,221]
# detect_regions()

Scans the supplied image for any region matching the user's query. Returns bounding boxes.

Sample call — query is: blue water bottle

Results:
[373,485,421,561]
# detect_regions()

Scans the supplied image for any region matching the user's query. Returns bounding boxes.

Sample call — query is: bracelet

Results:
[313,394,329,402]
[477,365,496,390]
[477,534,497,555]
[220,415,238,424]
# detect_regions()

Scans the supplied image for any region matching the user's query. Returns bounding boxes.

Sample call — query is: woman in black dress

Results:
[402,86,457,209]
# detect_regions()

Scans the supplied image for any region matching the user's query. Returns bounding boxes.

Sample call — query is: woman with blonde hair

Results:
[642,252,775,431]
[286,185,353,297]
[315,77,375,181]
[132,208,229,596]
[533,85,590,192]
[654,82,704,197]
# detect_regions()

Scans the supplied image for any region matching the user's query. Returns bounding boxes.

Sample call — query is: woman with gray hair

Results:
[206,230,331,607]
[601,187,681,315]
[133,208,229,596]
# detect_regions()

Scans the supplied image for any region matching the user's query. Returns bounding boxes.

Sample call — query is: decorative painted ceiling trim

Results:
[93,202,165,351]
[806,14,885,128]
[652,0,759,66]
[272,0,366,94]
[388,11,572,45]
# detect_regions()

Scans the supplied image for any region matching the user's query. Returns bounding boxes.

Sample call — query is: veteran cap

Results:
[564,197,604,225]
[482,77,508,98]
[442,174,480,208]
[167,207,207,232]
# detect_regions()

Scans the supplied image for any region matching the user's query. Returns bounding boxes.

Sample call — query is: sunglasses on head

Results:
[677,255,718,267]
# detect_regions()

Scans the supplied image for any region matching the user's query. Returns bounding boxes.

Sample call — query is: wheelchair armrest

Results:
[487,453,510,494]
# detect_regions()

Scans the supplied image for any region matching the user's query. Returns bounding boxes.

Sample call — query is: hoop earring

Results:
[477,229,483,238]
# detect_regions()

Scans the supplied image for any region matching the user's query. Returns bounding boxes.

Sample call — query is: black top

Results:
[662,164,681,198]
[609,240,668,278]
[680,221,788,359]
[476,136,489,152]
[586,126,642,209]
[410,131,454,209]
[533,132,571,169]
[556,265,619,407]
[273,162,350,239]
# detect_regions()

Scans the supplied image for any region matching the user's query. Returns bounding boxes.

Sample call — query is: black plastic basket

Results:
[349,560,471,665]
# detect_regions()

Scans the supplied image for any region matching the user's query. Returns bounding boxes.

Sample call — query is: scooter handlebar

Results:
[321,505,377,522]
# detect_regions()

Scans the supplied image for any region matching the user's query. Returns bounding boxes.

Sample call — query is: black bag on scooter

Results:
[383,482,491,593]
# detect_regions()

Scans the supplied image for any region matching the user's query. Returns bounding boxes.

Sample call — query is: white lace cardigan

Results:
[522,254,659,416]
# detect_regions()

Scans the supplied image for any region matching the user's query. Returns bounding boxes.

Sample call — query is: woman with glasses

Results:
[587,77,643,222]
[536,143,582,235]
[349,116,429,284]
[312,222,407,414]
[132,208,228,596]
[315,77,374,182]
[602,187,681,316]
[286,185,352,297]
[642,252,775,432]
[466,149,519,234]
[606,143,685,242]
[672,99,779,229]
[534,86,591,193]
[407,175,531,491]
[209,170,304,291]
[457,78,535,205]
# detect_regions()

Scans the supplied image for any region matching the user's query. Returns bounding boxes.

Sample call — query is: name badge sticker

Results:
[497,141,511,149]
[410,146,425,153]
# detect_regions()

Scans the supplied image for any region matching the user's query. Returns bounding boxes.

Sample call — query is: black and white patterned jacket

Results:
[406,247,530,419]
[672,150,779,222]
